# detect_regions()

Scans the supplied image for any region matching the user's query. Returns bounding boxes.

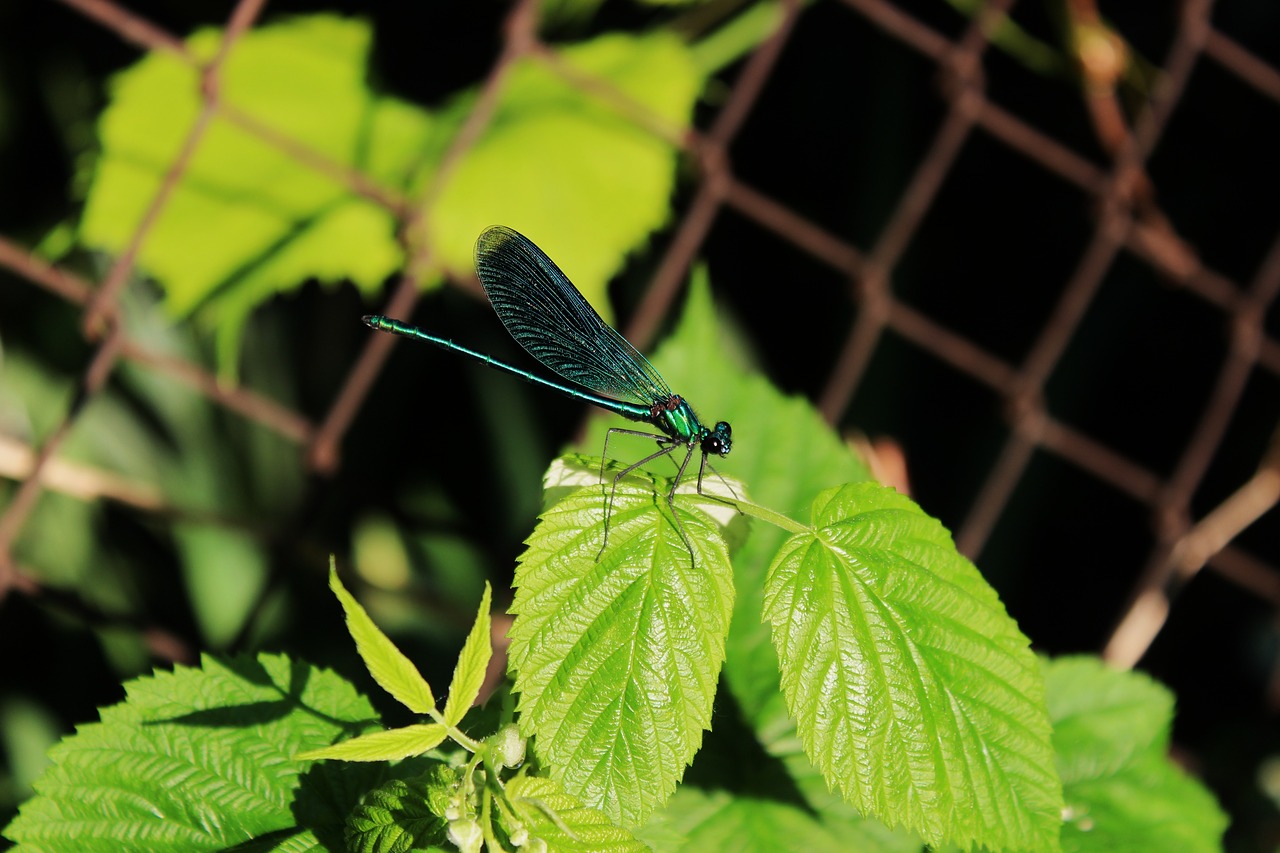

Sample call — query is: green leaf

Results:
[503,775,648,852]
[763,482,1063,852]
[2,653,381,851]
[345,765,459,853]
[297,723,448,762]
[581,270,873,729]
[578,271,896,842]
[636,787,850,852]
[1045,656,1228,852]
[427,31,703,322]
[80,15,431,370]
[443,582,493,727]
[507,472,734,827]
[329,563,436,715]
[174,524,268,646]
[771,747,926,852]
[1046,654,1172,781]
[81,18,702,372]
[578,271,910,843]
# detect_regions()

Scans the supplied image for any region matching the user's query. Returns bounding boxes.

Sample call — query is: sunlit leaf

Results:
[3,654,381,851]
[442,581,493,726]
[329,563,436,715]
[508,472,733,826]
[80,15,431,370]
[297,723,448,762]
[764,482,1063,852]
[503,775,648,852]
[81,16,704,372]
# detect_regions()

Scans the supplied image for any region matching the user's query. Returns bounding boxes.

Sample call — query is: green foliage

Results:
[507,471,735,827]
[2,567,650,850]
[502,776,648,852]
[5,279,1229,853]
[1046,656,1229,852]
[81,15,426,370]
[78,15,703,372]
[486,276,1054,848]
[3,653,386,851]
[4,499,1229,853]
[425,31,702,316]
[9,10,1231,850]
[345,765,458,852]
[298,568,490,762]
[296,571,648,852]
[763,482,1062,850]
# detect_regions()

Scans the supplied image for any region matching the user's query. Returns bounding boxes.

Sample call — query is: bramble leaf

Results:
[1046,656,1227,852]
[3,654,381,851]
[503,775,648,852]
[81,18,703,370]
[764,482,1063,852]
[443,581,492,726]
[329,563,436,715]
[296,723,448,762]
[80,15,429,371]
[508,472,734,826]
[345,765,459,853]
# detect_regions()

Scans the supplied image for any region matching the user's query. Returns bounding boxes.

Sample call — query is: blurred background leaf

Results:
[80,15,430,372]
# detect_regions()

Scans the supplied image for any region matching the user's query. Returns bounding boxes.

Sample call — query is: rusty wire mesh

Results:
[1,0,1278,845]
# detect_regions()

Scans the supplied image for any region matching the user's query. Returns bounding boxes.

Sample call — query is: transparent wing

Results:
[474,226,671,407]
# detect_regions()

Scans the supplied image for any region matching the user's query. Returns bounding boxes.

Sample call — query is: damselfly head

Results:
[703,421,732,457]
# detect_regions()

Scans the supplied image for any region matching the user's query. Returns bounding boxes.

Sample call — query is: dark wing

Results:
[474,226,672,407]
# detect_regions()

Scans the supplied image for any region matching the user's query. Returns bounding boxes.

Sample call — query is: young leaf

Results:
[764,482,1062,852]
[2,654,382,851]
[328,563,436,715]
[443,581,493,727]
[296,723,448,762]
[503,775,648,852]
[345,765,460,853]
[1045,656,1227,852]
[507,475,734,827]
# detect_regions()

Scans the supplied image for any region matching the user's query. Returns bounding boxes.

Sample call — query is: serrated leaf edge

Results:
[329,562,436,715]
[443,582,493,726]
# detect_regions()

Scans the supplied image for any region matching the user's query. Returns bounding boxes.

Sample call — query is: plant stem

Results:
[691,493,808,535]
